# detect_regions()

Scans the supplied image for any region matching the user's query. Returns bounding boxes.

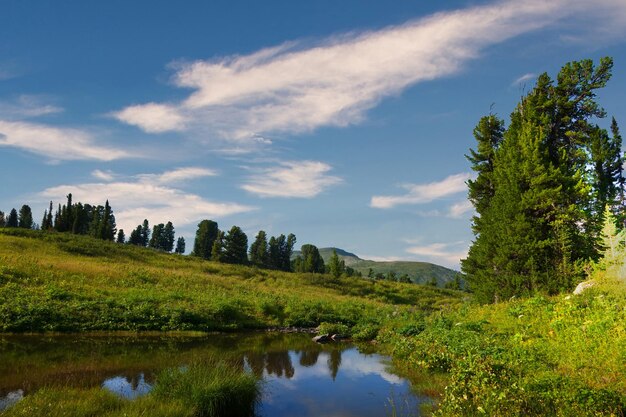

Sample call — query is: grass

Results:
[381,276,626,416]
[0,228,463,335]
[2,357,259,417]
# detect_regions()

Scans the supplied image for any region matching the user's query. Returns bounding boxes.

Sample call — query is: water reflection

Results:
[102,373,151,399]
[0,390,23,412]
[0,333,430,416]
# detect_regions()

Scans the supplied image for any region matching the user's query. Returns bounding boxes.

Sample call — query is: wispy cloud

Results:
[371,173,470,209]
[448,200,474,218]
[91,169,116,181]
[39,168,255,233]
[0,120,132,161]
[137,167,218,184]
[0,95,63,119]
[512,73,536,86]
[241,160,342,198]
[113,0,626,146]
[406,242,468,268]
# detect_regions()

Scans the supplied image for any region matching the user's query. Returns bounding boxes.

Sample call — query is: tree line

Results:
[463,57,625,303]
[0,194,186,254]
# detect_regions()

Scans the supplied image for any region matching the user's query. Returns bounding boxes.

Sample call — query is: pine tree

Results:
[98,200,116,240]
[328,249,343,278]
[282,234,296,271]
[0,211,5,227]
[116,229,125,244]
[128,225,144,245]
[163,222,175,252]
[141,219,150,247]
[249,230,269,266]
[192,220,219,259]
[268,236,280,269]
[46,201,53,231]
[293,244,325,273]
[7,208,18,227]
[175,237,186,254]
[150,223,165,249]
[462,57,622,302]
[18,205,33,229]
[223,226,248,264]
[211,231,225,262]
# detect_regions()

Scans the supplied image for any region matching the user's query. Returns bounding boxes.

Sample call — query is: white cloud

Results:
[241,160,342,198]
[0,120,132,161]
[39,170,255,233]
[92,169,116,181]
[138,167,218,184]
[0,95,63,119]
[113,0,626,145]
[448,200,474,218]
[406,242,468,268]
[113,102,188,133]
[512,73,536,86]
[371,173,470,209]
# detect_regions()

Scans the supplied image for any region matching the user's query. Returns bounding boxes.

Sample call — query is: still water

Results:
[0,332,430,416]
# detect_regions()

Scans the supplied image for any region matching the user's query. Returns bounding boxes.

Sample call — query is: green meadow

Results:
[1,228,625,416]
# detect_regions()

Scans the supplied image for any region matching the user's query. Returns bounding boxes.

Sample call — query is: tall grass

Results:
[2,358,260,417]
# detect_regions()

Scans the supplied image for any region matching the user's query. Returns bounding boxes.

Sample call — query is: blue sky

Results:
[1,0,626,269]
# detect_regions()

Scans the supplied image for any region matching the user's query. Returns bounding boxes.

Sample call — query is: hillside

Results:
[0,228,463,334]
[294,247,461,286]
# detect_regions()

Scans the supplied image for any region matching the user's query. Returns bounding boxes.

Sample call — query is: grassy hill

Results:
[294,247,461,286]
[0,228,462,334]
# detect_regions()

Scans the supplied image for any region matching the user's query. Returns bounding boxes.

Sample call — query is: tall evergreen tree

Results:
[7,209,18,227]
[45,201,53,231]
[163,221,175,252]
[211,231,225,262]
[0,211,5,227]
[137,219,149,246]
[192,220,219,259]
[222,226,248,264]
[175,236,186,254]
[282,234,296,271]
[116,229,125,244]
[149,223,165,249]
[128,225,144,246]
[462,57,623,302]
[293,244,325,273]
[249,230,269,266]
[18,205,33,229]
[328,249,343,278]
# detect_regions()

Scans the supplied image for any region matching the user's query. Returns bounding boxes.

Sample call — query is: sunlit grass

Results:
[0,229,462,334]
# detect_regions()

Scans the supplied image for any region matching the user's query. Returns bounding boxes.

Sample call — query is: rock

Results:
[331,334,348,341]
[312,334,331,343]
[573,281,595,295]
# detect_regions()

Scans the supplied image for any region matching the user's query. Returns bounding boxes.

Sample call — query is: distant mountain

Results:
[293,247,461,287]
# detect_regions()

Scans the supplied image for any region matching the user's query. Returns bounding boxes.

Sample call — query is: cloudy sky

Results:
[2,0,626,268]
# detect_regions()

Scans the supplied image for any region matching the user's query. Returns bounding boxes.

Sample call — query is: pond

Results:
[0,332,432,416]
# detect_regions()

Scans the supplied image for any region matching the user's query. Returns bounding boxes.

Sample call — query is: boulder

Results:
[573,281,595,295]
[312,334,331,343]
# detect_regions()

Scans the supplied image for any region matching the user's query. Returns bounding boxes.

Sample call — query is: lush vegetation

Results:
[2,357,260,417]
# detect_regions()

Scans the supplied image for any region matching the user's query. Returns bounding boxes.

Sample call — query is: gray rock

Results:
[312,334,331,343]
[573,281,595,295]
